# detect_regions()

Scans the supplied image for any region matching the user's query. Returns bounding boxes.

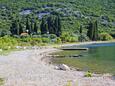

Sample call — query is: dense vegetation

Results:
[0,0,115,48]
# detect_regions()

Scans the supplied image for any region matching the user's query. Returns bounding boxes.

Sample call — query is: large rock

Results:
[56,64,70,71]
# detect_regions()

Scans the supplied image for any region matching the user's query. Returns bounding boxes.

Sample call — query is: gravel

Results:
[0,48,115,86]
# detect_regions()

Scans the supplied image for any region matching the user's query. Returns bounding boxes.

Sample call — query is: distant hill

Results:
[0,0,115,36]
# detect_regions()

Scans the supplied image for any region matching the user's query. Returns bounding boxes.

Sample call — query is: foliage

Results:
[60,32,78,42]
[99,32,113,41]
[0,0,115,42]
[49,34,57,39]
[78,34,90,42]
[110,32,115,38]
[87,20,98,41]
[0,36,18,50]
[40,15,61,36]
[55,37,62,44]
[66,80,72,86]
[42,38,50,43]
[84,71,92,77]
[0,78,4,85]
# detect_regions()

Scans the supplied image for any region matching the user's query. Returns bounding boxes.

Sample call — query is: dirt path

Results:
[0,48,115,86]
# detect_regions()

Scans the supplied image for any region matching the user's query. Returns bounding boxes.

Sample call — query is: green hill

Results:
[0,0,115,40]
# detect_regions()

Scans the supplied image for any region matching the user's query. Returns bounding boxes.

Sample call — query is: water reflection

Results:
[54,42,115,74]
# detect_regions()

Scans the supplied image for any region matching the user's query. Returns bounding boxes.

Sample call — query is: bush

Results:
[42,38,50,43]
[0,78,4,85]
[20,37,31,42]
[0,30,11,37]
[32,38,42,43]
[49,34,57,39]
[30,38,42,46]
[66,36,78,42]
[42,34,49,38]
[0,37,18,50]
[84,71,92,77]
[78,34,90,42]
[110,32,115,38]
[99,33,113,41]
[55,37,62,44]
[60,32,78,42]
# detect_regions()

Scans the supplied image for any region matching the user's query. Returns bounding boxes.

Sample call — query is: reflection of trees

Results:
[88,46,115,61]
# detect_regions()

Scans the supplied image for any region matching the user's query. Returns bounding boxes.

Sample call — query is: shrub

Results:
[20,37,31,42]
[32,38,42,43]
[30,38,42,46]
[99,33,113,41]
[0,30,11,37]
[0,78,4,85]
[78,34,90,42]
[49,34,57,39]
[42,38,50,43]
[60,32,78,42]
[42,34,49,38]
[60,32,69,42]
[110,32,115,38]
[55,37,62,44]
[66,36,78,42]
[32,35,41,38]
[0,37,18,50]
[84,71,92,77]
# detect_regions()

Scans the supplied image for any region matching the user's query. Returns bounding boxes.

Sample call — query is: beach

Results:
[0,46,115,86]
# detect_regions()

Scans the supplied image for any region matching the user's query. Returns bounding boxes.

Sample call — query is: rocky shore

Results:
[0,47,115,86]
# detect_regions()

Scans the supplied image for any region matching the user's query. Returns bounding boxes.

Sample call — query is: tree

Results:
[40,17,48,34]
[47,15,55,34]
[79,25,82,34]
[87,21,94,40]
[16,20,20,35]
[87,20,98,41]
[79,25,83,42]
[26,18,31,34]
[19,23,23,34]
[57,15,61,36]
[30,19,34,34]
[93,20,98,41]
[40,14,61,37]
[10,20,20,35]
[33,21,38,34]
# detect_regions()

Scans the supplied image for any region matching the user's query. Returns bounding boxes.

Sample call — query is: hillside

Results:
[0,0,115,39]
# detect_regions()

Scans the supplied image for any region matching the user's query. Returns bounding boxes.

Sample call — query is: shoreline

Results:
[59,40,115,47]
[49,41,115,75]
[0,42,115,85]
[33,47,115,86]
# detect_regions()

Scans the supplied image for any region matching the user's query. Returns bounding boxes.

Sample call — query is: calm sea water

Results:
[53,42,115,74]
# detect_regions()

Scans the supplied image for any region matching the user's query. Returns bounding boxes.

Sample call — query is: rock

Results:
[16,46,21,49]
[23,47,27,49]
[54,66,60,70]
[103,73,112,77]
[59,64,70,71]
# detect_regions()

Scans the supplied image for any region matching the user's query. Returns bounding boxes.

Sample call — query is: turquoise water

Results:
[53,42,115,74]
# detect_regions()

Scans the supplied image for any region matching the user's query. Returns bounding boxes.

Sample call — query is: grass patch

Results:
[0,49,22,56]
[0,78,4,86]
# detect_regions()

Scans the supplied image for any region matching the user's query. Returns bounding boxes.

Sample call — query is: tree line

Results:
[40,15,61,37]
[10,14,99,41]
[10,14,62,37]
